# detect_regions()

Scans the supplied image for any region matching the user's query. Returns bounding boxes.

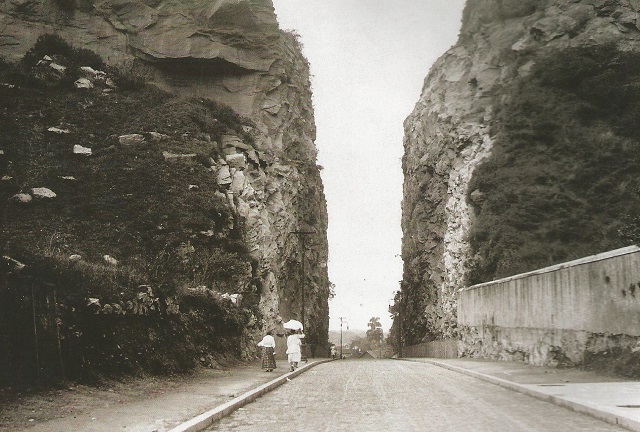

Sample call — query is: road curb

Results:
[167,359,332,432]
[401,358,640,432]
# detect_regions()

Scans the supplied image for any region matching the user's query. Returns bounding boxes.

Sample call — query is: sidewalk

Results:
[0,359,328,432]
[401,357,640,432]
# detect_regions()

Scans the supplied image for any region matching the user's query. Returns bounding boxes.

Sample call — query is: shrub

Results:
[19,34,107,89]
[22,34,74,66]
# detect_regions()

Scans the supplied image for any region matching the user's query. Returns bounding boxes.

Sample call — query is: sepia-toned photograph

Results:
[1,0,640,431]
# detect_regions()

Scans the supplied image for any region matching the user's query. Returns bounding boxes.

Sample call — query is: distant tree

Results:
[367,317,381,331]
[366,317,383,342]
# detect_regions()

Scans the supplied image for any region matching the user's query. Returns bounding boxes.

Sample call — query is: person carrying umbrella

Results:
[286,329,305,371]
[283,320,304,372]
[257,330,276,372]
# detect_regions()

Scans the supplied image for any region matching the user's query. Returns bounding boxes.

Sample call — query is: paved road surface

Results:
[207,359,626,432]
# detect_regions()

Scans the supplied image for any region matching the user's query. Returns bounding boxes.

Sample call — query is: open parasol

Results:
[282,319,303,331]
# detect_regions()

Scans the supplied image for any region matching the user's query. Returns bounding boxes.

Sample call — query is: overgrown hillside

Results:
[0,0,332,363]
[0,35,264,384]
[468,43,640,284]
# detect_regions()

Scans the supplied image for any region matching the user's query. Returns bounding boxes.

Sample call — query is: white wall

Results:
[458,246,640,335]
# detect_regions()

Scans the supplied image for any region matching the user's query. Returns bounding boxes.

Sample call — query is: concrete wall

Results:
[457,246,640,365]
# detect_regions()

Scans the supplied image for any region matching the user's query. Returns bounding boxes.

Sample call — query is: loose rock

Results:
[11,193,31,203]
[31,187,56,199]
[73,144,92,156]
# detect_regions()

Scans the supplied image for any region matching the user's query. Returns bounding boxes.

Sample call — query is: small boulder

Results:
[73,144,92,156]
[80,66,106,79]
[11,193,32,203]
[74,78,93,89]
[69,254,82,262]
[49,63,66,73]
[31,187,56,199]
[48,126,70,134]
[103,255,118,266]
[221,293,242,306]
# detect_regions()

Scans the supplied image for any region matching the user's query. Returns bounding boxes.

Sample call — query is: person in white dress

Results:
[286,330,304,371]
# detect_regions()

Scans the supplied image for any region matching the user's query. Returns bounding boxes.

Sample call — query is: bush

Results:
[18,34,107,89]
[22,34,74,66]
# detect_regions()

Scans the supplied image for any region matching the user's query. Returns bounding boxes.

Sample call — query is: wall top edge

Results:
[460,245,640,293]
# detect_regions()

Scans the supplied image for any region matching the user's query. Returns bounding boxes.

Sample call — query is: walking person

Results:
[286,329,304,372]
[257,330,276,372]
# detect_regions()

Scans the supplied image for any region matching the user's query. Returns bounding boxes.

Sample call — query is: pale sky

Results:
[272,0,466,332]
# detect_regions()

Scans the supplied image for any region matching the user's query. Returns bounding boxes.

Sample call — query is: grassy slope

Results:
[0,36,259,383]
[467,43,640,285]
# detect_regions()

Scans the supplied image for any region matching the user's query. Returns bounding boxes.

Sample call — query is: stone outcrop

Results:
[400,0,640,343]
[1,0,279,119]
[0,0,329,353]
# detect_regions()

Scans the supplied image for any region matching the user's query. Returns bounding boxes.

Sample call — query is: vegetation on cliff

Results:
[0,35,261,385]
[467,43,640,284]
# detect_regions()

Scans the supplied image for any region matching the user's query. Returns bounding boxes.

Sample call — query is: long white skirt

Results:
[287,352,301,363]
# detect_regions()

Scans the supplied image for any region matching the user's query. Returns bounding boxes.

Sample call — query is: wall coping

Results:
[460,245,640,293]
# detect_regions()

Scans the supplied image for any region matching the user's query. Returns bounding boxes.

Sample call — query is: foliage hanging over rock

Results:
[467,43,640,284]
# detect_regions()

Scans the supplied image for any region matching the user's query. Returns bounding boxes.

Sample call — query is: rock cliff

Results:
[0,0,329,366]
[400,0,640,343]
